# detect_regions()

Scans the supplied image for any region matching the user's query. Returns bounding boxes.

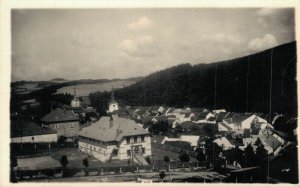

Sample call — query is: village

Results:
[10,87,297,183]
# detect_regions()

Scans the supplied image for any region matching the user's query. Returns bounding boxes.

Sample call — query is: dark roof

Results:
[219,122,233,131]
[11,121,56,138]
[41,108,79,123]
[189,108,207,113]
[216,112,228,122]
[79,115,149,142]
[223,113,253,124]
[194,111,210,121]
[243,129,251,138]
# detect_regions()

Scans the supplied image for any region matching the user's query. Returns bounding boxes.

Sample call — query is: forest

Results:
[107,41,297,118]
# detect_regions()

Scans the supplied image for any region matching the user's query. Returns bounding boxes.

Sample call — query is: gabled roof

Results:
[11,121,56,138]
[219,122,233,131]
[243,129,251,138]
[79,116,149,142]
[41,108,79,123]
[223,113,253,124]
[194,111,210,121]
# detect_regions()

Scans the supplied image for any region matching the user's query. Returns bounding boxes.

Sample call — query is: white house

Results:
[213,137,235,150]
[222,114,267,134]
[78,115,151,163]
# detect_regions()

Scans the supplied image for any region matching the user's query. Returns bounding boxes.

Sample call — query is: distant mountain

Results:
[114,41,297,117]
[50,78,67,82]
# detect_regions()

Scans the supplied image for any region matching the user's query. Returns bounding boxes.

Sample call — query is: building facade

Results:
[41,108,80,138]
[78,115,151,162]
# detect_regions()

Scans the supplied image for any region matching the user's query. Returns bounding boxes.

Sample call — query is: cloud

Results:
[118,35,158,58]
[248,34,278,52]
[127,16,153,31]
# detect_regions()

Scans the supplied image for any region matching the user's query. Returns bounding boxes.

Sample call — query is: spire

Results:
[73,87,77,99]
[111,87,115,102]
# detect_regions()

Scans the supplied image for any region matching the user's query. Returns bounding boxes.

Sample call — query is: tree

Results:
[164,156,170,163]
[82,158,89,176]
[196,149,206,162]
[60,155,69,177]
[254,137,262,146]
[178,152,190,163]
[10,153,18,182]
[60,155,68,168]
[159,171,166,181]
[244,144,256,167]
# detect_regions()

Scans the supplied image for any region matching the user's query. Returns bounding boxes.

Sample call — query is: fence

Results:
[11,142,78,156]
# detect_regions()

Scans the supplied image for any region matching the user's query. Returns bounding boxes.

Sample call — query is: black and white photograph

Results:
[1,0,299,185]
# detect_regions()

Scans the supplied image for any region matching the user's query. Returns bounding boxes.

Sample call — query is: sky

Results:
[11,8,295,81]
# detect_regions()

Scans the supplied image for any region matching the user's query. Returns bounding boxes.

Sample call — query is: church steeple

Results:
[108,87,118,113]
[111,87,115,102]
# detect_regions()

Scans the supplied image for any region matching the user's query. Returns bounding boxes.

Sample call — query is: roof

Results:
[223,113,253,124]
[243,129,251,138]
[79,115,149,142]
[41,108,79,123]
[180,135,200,147]
[219,122,233,131]
[194,111,210,121]
[189,108,207,113]
[11,121,56,138]
[111,110,129,116]
[264,135,282,150]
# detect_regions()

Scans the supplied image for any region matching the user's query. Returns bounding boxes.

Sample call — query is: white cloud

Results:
[118,35,157,58]
[127,16,153,31]
[248,34,278,52]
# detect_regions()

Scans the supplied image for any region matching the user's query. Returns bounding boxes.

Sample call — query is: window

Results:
[112,149,118,157]
[127,150,131,156]
[142,148,145,154]
[137,136,141,143]
[141,136,145,142]
[55,124,59,129]
[134,137,137,143]
[94,147,96,151]
[126,137,130,144]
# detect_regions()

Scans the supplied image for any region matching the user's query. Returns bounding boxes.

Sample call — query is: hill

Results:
[113,41,297,117]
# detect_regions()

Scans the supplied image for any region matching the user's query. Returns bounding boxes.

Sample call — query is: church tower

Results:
[71,87,80,107]
[108,87,118,113]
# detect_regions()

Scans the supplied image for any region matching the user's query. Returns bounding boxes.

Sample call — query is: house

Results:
[11,121,57,143]
[193,111,215,124]
[78,115,151,163]
[161,135,200,148]
[213,136,235,150]
[41,108,80,139]
[213,109,226,114]
[222,114,267,135]
[180,135,200,147]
